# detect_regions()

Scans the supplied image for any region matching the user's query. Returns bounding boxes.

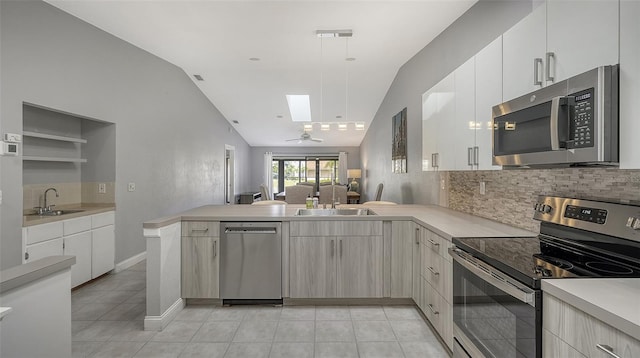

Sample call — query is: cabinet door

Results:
[338,236,383,298]
[289,237,336,298]
[25,238,64,263]
[546,0,619,84]
[454,56,477,170]
[619,0,640,169]
[435,73,456,171]
[92,225,115,278]
[422,88,439,171]
[475,36,503,170]
[181,236,219,298]
[391,222,414,298]
[412,227,422,304]
[502,2,546,100]
[64,231,92,288]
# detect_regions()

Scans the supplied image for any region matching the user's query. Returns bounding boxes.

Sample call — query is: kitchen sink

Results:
[27,209,85,216]
[295,208,375,216]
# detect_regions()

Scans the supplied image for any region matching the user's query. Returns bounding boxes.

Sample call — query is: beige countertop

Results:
[542,278,640,339]
[143,203,535,239]
[0,256,76,293]
[23,203,116,227]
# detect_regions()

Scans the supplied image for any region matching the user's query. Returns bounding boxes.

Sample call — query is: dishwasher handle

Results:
[224,227,278,235]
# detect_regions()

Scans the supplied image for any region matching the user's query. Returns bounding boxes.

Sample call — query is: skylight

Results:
[286,95,311,122]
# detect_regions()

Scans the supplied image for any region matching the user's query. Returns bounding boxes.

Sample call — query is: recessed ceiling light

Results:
[316,29,353,38]
[232,120,239,124]
[336,115,342,119]
[286,95,312,122]
[276,115,283,119]
[193,74,204,81]
[338,123,348,131]
[345,57,356,62]
[249,57,261,61]
[321,124,331,131]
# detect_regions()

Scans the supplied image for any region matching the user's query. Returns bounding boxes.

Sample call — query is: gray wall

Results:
[359,0,534,204]
[249,146,361,193]
[0,0,251,269]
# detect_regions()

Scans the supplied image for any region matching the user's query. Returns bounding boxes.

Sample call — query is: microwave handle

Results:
[550,96,565,151]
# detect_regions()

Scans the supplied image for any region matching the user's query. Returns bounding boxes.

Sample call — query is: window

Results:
[272,157,339,193]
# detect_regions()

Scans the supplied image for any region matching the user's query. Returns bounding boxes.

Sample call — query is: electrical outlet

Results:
[4,133,22,143]
[128,182,136,192]
[98,183,106,194]
[480,181,486,195]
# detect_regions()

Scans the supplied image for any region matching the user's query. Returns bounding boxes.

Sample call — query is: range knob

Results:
[626,217,640,230]
[543,205,552,214]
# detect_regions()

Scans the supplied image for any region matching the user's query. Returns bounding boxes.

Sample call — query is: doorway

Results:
[224,145,235,204]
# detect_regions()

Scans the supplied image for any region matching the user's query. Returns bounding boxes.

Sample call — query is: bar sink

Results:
[27,209,85,216]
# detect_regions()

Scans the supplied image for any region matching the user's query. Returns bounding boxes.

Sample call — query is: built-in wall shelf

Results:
[22,156,87,163]
[23,131,87,144]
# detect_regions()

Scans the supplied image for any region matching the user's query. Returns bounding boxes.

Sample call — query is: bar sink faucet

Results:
[44,187,59,212]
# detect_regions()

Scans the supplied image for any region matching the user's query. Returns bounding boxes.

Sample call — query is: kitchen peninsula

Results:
[142,203,534,350]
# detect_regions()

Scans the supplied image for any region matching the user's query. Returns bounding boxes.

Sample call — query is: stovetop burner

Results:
[585,261,635,275]
[535,255,574,270]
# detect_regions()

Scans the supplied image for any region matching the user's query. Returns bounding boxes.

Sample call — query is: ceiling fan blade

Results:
[311,138,324,142]
[285,138,300,142]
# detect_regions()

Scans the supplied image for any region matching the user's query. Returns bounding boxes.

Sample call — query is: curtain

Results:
[264,151,273,199]
[338,151,348,185]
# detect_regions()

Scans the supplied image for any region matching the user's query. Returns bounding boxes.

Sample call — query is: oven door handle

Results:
[449,247,536,307]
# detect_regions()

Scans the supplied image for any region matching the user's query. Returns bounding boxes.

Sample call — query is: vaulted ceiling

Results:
[46,0,476,147]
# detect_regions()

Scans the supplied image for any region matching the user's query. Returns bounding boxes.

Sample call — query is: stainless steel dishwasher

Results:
[219,222,282,305]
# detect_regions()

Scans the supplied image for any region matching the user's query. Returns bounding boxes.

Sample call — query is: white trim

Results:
[143,298,184,331]
[114,251,146,273]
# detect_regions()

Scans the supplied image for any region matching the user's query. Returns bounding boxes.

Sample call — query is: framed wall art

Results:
[392,107,407,173]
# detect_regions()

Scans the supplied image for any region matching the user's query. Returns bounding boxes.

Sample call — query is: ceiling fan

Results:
[285,130,324,143]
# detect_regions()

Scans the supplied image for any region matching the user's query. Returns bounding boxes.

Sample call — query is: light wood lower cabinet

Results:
[390,221,415,298]
[544,293,640,358]
[289,235,383,298]
[181,236,219,298]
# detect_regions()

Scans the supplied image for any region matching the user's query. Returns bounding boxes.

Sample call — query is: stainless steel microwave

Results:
[492,65,619,167]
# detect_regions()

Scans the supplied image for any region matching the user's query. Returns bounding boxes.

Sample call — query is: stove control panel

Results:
[564,205,607,224]
[626,217,640,230]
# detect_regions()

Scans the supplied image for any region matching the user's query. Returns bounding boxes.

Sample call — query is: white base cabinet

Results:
[23,211,115,287]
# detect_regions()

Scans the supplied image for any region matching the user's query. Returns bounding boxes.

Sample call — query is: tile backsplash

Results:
[23,182,115,211]
[449,168,640,232]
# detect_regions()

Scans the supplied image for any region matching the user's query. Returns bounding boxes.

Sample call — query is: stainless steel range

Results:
[450,196,640,358]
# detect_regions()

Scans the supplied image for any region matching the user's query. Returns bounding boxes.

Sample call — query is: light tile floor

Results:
[72,261,450,357]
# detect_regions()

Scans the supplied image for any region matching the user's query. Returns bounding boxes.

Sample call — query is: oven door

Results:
[450,248,542,358]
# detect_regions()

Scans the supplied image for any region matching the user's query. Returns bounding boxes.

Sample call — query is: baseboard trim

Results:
[144,298,184,331]
[284,297,414,306]
[114,252,146,273]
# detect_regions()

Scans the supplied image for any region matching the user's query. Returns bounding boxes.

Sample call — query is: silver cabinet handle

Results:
[191,228,209,233]
[428,238,440,248]
[331,239,335,257]
[468,147,474,166]
[339,239,343,258]
[213,240,217,258]
[431,153,436,168]
[427,303,439,315]
[546,52,555,82]
[534,58,543,86]
[436,153,439,168]
[415,228,420,245]
[596,344,621,358]
[474,146,479,166]
[428,266,440,276]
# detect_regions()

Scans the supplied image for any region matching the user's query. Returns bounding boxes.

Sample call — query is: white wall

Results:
[0,0,251,269]
[359,0,534,204]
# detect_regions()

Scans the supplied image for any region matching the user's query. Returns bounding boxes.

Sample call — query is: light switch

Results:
[98,183,106,193]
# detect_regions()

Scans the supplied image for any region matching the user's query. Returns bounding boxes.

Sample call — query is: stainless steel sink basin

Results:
[27,209,85,216]
[295,208,374,216]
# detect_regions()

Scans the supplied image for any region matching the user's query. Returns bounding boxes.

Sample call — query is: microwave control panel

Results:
[568,88,595,149]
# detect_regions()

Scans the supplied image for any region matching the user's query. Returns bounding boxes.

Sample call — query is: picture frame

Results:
[392,107,407,173]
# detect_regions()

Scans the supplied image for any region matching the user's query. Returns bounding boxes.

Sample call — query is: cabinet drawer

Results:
[92,211,115,228]
[64,216,92,236]
[182,221,220,237]
[424,231,451,261]
[421,249,452,302]
[290,221,382,237]
[25,238,64,262]
[422,278,453,350]
[544,294,640,358]
[25,221,64,245]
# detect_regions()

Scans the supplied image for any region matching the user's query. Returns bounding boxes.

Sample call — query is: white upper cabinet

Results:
[453,57,476,170]
[422,73,455,171]
[503,2,547,101]
[503,0,619,101]
[619,0,640,169]
[546,0,619,83]
[475,36,503,170]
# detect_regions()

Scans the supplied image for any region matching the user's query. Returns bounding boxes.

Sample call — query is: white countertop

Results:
[143,204,536,240]
[542,278,640,339]
[0,307,12,320]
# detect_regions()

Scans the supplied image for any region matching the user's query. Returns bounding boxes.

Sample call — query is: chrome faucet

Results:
[43,187,59,212]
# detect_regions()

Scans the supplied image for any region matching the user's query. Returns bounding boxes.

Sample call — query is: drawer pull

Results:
[213,241,217,258]
[415,228,420,245]
[427,303,439,315]
[191,228,209,233]
[596,344,621,358]
[428,266,440,276]
[428,239,440,247]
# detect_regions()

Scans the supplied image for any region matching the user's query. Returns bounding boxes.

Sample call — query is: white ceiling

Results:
[45,0,476,147]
